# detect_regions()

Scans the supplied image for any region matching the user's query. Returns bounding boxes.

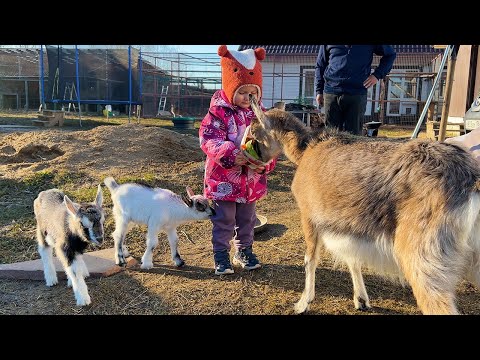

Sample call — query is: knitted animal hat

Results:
[218,45,266,104]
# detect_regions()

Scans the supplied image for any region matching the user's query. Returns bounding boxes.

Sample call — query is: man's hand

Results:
[363,74,378,89]
[316,94,324,107]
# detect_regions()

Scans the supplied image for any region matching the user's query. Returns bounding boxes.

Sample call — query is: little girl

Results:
[199,45,276,275]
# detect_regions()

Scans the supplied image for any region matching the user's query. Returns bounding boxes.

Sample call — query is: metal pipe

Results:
[411,45,452,139]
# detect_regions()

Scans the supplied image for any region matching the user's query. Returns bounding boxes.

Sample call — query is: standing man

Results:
[315,45,396,135]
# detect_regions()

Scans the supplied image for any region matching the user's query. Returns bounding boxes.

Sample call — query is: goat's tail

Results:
[104,177,119,193]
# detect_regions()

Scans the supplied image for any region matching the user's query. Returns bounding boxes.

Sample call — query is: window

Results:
[300,66,315,106]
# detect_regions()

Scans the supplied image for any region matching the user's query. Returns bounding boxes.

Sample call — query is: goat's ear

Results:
[181,193,193,207]
[186,186,195,198]
[95,184,103,207]
[64,195,79,217]
[249,94,265,124]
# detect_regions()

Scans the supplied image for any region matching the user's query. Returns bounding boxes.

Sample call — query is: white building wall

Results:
[261,55,317,108]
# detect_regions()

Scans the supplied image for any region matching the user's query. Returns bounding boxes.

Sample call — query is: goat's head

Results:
[249,94,286,163]
[181,186,216,218]
[64,184,105,246]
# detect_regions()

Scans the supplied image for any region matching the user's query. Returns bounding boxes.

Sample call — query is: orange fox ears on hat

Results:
[218,45,266,61]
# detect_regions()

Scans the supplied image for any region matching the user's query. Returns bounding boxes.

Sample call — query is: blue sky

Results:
[175,45,240,53]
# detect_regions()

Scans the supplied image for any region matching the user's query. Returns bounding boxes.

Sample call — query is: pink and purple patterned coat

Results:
[199,90,277,203]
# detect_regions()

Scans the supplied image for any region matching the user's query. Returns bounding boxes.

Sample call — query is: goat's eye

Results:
[195,202,206,212]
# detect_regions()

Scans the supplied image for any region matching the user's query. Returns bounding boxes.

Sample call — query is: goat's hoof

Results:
[116,258,127,267]
[294,301,309,314]
[140,262,153,270]
[174,258,185,267]
[355,297,371,311]
[76,295,91,307]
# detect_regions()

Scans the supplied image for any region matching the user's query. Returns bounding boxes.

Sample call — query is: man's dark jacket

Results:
[315,45,396,96]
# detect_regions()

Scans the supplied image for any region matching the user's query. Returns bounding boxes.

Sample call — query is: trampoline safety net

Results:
[44,45,141,106]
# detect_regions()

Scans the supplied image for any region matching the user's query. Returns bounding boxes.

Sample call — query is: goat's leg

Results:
[395,237,459,315]
[294,216,322,314]
[466,252,480,288]
[166,227,184,267]
[141,227,159,270]
[68,255,89,287]
[56,248,91,306]
[37,231,58,287]
[112,217,129,266]
[346,260,370,311]
[76,255,90,278]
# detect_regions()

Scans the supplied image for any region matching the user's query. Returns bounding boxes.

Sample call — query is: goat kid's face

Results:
[181,186,216,217]
[64,185,105,246]
[249,94,283,162]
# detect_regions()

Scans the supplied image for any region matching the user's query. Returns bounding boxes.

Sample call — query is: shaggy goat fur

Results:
[104,177,215,269]
[34,186,105,306]
[249,95,480,315]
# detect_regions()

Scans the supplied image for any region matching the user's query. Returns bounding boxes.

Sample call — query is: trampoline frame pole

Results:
[75,45,82,126]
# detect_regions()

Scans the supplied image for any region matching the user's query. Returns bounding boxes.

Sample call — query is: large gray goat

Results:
[249,94,480,315]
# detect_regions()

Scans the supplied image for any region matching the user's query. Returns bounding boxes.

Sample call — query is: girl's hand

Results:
[235,152,248,165]
[254,165,265,174]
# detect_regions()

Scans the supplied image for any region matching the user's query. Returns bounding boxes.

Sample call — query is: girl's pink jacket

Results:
[199,90,276,203]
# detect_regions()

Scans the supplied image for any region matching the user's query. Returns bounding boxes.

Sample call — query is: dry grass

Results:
[1,113,479,315]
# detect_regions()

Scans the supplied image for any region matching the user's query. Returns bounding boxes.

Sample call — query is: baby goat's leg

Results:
[166,227,184,267]
[37,231,58,287]
[112,216,129,266]
[68,255,89,288]
[141,227,159,269]
[56,248,91,306]
[294,216,322,314]
[346,260,370,311]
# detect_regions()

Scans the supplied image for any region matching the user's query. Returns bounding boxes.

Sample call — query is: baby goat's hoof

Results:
[174,258,185,267]
[45,278,58,287]
[140,262,153,270]
[76,294,91,307]
[116,257,127,267]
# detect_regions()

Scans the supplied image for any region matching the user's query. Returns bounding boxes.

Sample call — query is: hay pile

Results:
[0,124,204,179]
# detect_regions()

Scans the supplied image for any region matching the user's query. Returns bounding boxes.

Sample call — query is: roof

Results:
[237,45,442,55]
[0,47,163,78]
[0,48,42,77]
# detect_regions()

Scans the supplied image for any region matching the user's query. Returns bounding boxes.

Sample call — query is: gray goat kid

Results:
[34,186,105,306]
[249,94,480,315]
[104,177,215,269]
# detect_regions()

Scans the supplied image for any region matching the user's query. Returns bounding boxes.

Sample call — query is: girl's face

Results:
[233,85,259,109]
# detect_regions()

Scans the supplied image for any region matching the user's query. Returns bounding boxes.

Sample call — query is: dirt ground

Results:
[1,120,479,315]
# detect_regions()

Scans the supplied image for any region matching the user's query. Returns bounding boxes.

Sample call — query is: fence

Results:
[0,46,449,127]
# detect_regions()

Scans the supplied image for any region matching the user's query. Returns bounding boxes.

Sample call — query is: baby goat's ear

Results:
[182,193,193,207]
[186,186,195,198]
[64,195,79,217]
[95,184,103,207]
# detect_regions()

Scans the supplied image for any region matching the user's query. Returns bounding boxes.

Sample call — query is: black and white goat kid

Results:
[34,186,105,306]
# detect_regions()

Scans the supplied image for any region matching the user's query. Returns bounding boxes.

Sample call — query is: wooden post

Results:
[379,78,385,123]
[438,46,459,142]
[427,101,435,122]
